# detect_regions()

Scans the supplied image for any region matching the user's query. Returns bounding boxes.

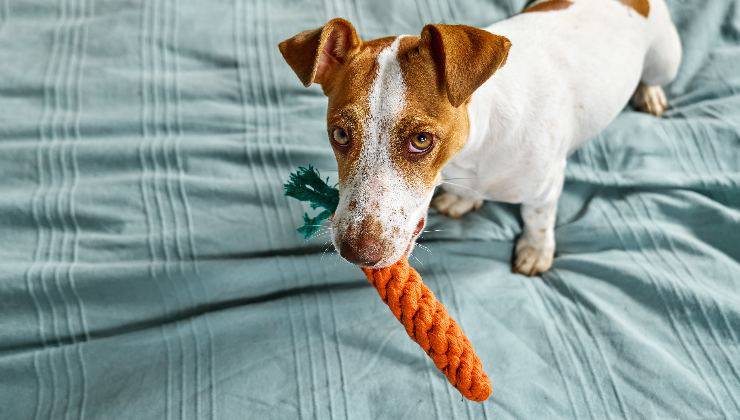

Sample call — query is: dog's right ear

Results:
[278,18,361,87]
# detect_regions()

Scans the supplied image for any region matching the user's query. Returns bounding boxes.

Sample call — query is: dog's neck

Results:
[450,60,524,171]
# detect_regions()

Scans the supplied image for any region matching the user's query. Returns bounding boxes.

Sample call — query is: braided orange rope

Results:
[362,258,492,402]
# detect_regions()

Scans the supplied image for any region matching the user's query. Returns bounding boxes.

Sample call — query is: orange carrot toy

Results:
[285,167,492,401]
[363,258,492,401]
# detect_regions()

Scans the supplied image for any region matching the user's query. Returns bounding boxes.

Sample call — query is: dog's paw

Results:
[632,84,668,117]
[513,238,554,276]
[431,192,483,219]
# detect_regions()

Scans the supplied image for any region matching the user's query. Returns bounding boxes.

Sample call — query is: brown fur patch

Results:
[393,36,470,189]
[522,0,573,13]
[323,34,468,190]
[619,0,649,17]
[323,29,509,191]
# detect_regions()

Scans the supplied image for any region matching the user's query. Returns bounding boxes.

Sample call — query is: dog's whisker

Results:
[312,225,333,234]
[411,253,424,266]
[417,243,433,254]
[320,241,336,262]
[440,181,485,198]
[310,233,330,242]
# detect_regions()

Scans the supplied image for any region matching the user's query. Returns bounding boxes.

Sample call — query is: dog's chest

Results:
[441,159,551,204]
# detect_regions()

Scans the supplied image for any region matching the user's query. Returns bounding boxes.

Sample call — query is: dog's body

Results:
[279,0,681,275]
[434,0,682,274]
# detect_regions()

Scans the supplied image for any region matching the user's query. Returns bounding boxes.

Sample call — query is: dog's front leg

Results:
[431,191,483,219]
[512,166,565,276]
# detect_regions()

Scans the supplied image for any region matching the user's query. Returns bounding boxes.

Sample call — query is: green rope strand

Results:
[283,166,339,238]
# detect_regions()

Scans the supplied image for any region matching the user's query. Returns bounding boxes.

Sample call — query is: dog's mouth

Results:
[333,212,427,269]
[403,217,426,257]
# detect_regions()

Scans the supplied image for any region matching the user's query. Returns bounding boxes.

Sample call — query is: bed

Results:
[0,0,738,418]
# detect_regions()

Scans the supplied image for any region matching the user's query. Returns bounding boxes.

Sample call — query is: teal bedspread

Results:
[1,0,738,418]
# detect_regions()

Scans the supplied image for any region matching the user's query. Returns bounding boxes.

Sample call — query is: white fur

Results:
[445,0,681,203]
[439,0,681,274]
[332,36,432,268]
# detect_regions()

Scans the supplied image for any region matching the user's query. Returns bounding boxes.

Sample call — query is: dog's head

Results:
[279,19,510,267]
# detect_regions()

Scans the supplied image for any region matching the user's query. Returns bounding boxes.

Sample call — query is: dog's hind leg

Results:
[632,0,682,116]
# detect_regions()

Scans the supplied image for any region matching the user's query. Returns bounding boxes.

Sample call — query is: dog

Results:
[278,0,681,275]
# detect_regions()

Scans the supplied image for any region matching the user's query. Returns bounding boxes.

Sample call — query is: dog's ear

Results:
[421,24,511,107]
[278,18,361,87]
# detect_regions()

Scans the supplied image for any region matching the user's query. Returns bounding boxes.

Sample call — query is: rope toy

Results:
[284,166,492,402]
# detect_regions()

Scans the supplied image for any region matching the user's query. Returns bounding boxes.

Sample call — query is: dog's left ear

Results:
[421,24,511,107]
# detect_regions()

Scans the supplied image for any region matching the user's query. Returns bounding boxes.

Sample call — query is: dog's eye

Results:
[332,127,350,146]
[409,132,434,153]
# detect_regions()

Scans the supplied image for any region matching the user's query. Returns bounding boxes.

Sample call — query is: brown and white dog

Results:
[279,0,681,275]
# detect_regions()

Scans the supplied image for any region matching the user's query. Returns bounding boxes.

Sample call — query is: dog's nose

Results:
[339,238,383,266]
[337,216,385,266]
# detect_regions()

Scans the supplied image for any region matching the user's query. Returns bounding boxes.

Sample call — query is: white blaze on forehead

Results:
[367,36,406,133]
[332,36,434,268]
[345,35,409,188]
